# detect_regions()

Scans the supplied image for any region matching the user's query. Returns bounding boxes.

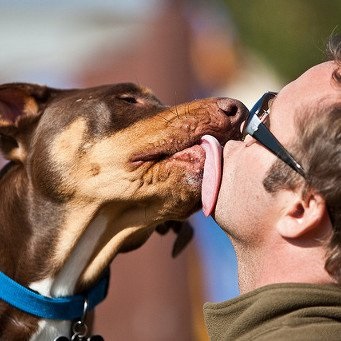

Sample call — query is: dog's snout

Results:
[217,98,238,116]
[217,98,248,121]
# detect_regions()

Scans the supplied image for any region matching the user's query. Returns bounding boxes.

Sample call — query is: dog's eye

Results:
[118,95,138,104]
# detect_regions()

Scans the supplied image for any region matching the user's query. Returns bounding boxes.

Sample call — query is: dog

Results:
[0,82,247,340]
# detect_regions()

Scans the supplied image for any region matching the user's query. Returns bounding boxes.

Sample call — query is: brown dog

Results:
[0,82,247,340]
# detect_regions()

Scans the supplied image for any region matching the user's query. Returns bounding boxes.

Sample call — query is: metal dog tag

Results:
[54,333,104,341]
[55,299,104,341]
[87,336,104,341]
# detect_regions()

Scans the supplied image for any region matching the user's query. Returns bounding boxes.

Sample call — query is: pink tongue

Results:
[200,135,222,217]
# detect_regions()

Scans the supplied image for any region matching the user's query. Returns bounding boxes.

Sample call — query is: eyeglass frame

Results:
[242,91,306,178]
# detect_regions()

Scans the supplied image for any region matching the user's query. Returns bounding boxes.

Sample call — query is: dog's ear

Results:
[156,221,194,257]
[119,221,194,257]
[0,83,59,162]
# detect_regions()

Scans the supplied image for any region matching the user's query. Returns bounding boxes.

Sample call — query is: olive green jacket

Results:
[203,283,341,340]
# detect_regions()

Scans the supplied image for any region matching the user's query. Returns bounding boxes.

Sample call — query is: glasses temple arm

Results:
[253,124,306,178]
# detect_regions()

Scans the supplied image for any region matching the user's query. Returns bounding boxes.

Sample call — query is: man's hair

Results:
[263,34,341,282]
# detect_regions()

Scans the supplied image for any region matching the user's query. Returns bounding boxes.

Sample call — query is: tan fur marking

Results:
[51,118,87,165]
[52,203,99,270]
[72,130,140,200]
[24,98,39,115]
[8,143,26,161]
[0,118,12,126]
[141,87,154,96]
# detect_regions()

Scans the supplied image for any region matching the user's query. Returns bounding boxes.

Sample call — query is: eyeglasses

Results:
[242,92,306,178]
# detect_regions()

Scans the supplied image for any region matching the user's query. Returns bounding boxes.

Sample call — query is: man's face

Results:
[214,61,339,245]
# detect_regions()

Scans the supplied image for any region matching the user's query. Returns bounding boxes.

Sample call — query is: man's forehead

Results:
[267,61,339,144]
[278,61,339,105]
[300,61,336,82]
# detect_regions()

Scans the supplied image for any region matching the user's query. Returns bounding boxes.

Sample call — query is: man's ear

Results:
[0,83,59,163]
[276,189,327,239]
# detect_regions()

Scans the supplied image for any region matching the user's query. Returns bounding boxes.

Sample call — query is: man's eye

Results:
[268,97,275,108]
[258,109,269,120]
[259,111,270,127]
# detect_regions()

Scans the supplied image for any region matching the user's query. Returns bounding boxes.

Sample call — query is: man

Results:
[203,36,341,340]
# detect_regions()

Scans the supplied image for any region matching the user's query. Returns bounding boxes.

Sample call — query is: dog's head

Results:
[0,82,247,277]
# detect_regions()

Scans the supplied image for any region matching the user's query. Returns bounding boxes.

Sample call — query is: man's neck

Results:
[235,242,336,294]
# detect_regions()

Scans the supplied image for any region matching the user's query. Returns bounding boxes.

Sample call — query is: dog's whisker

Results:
[175,105,180,121]
[168,106,176,118]
[157,113,172,123]
[186,102,192,119]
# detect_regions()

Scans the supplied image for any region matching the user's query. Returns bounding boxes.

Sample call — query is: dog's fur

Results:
[0,82,247,340]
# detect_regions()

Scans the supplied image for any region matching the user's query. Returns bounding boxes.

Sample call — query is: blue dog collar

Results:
[0,270,109,320]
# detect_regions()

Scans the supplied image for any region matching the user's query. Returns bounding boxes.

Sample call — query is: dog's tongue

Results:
[200,135,222,217]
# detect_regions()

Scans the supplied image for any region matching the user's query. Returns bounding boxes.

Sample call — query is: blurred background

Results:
[0,0,340,339]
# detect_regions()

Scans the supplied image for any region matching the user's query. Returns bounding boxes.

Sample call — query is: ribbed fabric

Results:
[204,283,341,340]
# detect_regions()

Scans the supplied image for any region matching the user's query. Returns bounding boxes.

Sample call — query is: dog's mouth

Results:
[130,132,229,217]
[129,97,246,216]
[130,138,207,167]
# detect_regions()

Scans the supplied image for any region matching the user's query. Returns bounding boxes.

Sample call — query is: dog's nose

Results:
[217,98,248,120]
